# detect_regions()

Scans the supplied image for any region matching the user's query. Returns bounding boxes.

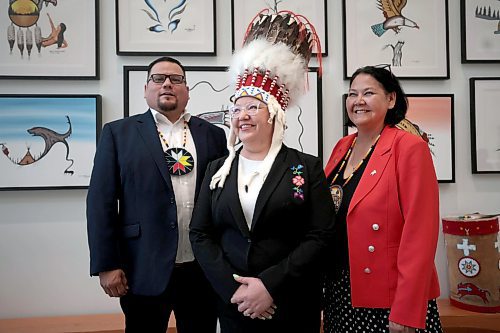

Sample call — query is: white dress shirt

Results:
[151,109,197,263]
[238,155,265,229]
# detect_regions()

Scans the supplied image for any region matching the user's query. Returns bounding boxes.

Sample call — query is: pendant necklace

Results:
[157,120,194,176]
[329,134,380,213]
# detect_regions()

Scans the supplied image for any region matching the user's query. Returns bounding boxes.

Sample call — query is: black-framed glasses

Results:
[374,63,392,74]
[148,73,185,85]
[229,102,265,118]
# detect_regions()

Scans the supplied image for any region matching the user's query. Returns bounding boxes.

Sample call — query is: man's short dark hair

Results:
[147,57,186,79]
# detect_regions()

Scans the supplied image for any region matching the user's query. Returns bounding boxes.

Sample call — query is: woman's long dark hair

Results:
[346,65,407,127]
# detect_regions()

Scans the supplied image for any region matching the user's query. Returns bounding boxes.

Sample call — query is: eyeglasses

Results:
[148,73,185,85]
[374,63,392,74]
[228,102,265,118]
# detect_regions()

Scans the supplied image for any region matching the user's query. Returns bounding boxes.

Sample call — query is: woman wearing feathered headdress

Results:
[189,10,335,333]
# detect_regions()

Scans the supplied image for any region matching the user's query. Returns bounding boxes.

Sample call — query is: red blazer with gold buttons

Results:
[324,125,440,329]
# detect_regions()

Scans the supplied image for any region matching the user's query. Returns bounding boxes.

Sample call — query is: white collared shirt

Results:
[151,109,197,263]
[238,155,265,229]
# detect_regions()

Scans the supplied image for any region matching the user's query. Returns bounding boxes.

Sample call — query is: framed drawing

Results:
[124,66,324,160]
[343,0,450,79]
[0,94,101,190]
[470,78,500,173]
[116,0,216,56]
[231,0,328,56]
[461,0,500,63]
[343,94,455,183]
[0,0,99,79]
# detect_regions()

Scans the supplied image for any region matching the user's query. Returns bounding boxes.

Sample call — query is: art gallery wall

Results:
[0,0,499,318]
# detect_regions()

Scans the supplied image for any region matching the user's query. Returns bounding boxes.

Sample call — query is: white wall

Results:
[1,0,499,319]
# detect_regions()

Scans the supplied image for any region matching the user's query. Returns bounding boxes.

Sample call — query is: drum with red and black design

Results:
[442,215,500,313]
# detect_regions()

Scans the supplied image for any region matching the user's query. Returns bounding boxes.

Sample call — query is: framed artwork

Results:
[343,0,450,79]
[461,0,500,63]
[0,0,99,79]
[0,94,102,190]
[116,0,216,56]
[470,78,500,173]
[124,66,324,160]
[231,0,328,56]
[343,94,455,183]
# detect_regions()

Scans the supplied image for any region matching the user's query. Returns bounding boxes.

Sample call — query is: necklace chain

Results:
[331,134,380,187]
[157,120,188,149]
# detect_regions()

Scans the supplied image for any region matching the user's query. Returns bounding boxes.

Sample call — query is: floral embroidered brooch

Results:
[291,164,305,200]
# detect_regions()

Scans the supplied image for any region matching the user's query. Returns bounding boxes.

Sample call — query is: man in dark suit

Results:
[87,57,227,333]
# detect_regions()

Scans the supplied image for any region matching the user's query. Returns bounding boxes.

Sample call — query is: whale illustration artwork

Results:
[1,115,74,175]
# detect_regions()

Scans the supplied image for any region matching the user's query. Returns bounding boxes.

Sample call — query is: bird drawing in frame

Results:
[371,0,419,37]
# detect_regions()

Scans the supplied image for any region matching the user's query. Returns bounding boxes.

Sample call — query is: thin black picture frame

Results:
[460,0,500,63]
[0,94,102,190]
[0,0,99,80]
[116,0,216,56]
[342,0,450,79]
[470,77,500,173]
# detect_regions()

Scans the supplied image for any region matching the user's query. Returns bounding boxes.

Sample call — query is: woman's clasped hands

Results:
[230,274,277,320]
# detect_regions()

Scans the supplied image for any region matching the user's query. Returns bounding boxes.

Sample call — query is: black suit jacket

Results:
[190,146,335,312]
[87,111,227,296]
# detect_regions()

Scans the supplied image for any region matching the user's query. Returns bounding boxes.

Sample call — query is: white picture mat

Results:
[0,0,97,78]
[0,96,99,189]
[463,0,500,61]
[344,0,449,78]
[117,0,215,54]
[472,79,500,172]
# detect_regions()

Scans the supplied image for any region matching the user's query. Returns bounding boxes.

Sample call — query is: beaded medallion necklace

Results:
[157,120,194,176]
[329,134,380,213]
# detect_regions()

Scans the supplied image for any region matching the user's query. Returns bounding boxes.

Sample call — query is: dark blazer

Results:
[87,111,227,296]
[190,146,335,328]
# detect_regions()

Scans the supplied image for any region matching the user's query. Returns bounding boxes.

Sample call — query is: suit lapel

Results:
[325,135,356,178]
[224,155,251,238]
[348,127,395,213]
[188,117,208,197]
[135,111,174,192]
[251,147,289,229]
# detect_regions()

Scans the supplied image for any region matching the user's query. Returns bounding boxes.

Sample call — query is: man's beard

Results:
[158,97,177,112]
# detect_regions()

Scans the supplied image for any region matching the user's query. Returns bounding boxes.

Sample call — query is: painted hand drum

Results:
[443,215,500,312]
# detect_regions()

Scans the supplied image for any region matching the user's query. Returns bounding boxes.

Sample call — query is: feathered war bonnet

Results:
[209,9,322,189]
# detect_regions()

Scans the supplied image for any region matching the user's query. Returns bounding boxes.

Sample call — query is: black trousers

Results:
[120,261,217,333]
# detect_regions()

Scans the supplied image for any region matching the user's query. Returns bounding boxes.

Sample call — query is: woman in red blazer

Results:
[323,65,442,333]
